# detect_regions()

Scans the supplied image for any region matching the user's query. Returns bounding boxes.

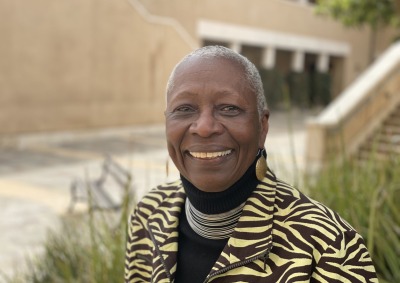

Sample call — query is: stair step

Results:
[384,120,400,127]
[366,133,400,144]
[356,101,400,161]
[358,148,400,162]
[380,126,400,135]
[360,143,400,154]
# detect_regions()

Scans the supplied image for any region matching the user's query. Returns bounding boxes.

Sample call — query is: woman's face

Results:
[165,56,269,192]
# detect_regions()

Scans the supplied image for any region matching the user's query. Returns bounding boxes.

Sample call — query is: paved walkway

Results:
[0,109,312,280]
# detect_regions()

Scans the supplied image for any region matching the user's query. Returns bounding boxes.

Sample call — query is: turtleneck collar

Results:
[180,150,263,214]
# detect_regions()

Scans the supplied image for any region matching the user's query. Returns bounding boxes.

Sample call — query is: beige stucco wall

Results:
[140,0,377,85]
[0,0,395,136]
[0,0,192,136]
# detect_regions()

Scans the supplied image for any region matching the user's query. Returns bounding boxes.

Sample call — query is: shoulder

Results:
[134,180,183,216]
[127,180,184,239]
[272,178,371,265]
[274,178,355,238]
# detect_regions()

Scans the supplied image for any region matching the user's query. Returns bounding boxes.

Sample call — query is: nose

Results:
[189,109,223,137]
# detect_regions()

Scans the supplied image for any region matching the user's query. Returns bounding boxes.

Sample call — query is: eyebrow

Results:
[168,91,250,110]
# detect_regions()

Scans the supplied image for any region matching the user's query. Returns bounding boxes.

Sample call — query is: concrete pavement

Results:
[0,109,312,280]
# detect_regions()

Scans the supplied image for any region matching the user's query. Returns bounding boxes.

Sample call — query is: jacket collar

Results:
[214,169,276,269]
[147,181,186,279]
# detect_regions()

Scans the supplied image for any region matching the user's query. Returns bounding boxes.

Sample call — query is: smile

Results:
[189,149,232,159]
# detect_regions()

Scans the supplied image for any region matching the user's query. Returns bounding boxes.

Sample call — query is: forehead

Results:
[174,56,244,79]
[169,56,252,97]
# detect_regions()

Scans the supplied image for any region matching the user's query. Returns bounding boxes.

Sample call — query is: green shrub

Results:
[307,157,400,283]
[259,68,286,109]
[309,72,331,106]
[287,71,310,108]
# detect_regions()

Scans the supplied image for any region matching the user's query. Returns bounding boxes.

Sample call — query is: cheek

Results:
[234,121,262,147]
[165,120,186,158]
[166,133,181,170]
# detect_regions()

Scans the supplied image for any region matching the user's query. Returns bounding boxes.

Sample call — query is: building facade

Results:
[0,0,395,137]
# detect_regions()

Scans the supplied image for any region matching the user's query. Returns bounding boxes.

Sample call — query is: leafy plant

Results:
[315,0,400,62]
[307,156,400,282]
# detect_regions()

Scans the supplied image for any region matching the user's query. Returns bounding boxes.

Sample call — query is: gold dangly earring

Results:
[255,148,267,181]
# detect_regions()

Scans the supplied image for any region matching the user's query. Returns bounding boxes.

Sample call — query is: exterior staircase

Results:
[358,103,400,161]
[306,41,400,169]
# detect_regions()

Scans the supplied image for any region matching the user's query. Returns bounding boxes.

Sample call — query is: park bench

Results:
[68,155,133,212]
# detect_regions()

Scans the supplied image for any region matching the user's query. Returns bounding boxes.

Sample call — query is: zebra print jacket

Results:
[125,169,378,282]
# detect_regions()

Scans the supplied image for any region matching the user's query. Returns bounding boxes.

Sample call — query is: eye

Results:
[166,104,197,119]
[220,105,241,115]
[175,105,195,112]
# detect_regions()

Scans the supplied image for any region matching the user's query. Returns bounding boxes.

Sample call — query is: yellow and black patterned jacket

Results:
[125,170,378,282]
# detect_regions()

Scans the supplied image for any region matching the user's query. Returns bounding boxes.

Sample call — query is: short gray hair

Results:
[166,45,267,116]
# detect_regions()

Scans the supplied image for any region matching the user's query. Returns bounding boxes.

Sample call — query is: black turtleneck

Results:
[175,154,261,283]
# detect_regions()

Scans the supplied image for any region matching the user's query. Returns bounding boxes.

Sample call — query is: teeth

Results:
[190,150,232,159]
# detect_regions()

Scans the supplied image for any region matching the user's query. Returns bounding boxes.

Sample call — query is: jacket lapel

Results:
[211,169,277,271]
[147,183,186,281]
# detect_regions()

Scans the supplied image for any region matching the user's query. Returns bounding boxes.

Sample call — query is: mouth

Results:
[188,149,232,159]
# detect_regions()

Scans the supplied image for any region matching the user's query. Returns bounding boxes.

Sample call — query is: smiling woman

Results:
[165,55,268,193]
[125,46,378,283]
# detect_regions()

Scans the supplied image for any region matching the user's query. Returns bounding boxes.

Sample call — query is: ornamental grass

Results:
[307,155,400,283]
[2,155,399,282]
[2,184,133,283]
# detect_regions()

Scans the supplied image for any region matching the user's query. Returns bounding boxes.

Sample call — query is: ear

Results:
[258,109,269,148]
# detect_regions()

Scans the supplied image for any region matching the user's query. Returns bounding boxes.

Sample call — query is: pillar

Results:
[292,50,305,72]
[230,42,241,53]
[317,53,330,73]
[261,46,276,69]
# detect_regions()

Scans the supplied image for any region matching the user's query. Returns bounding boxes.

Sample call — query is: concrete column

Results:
[261,46,276,69]
[292,50,305,72]
[317,53,330,73]
[230,42,241,53]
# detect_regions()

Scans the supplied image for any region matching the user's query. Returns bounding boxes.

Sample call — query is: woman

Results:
[125,46,377,282]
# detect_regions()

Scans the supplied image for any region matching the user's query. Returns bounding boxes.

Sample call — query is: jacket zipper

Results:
[148,223,173,283]
[202,247,271,283]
